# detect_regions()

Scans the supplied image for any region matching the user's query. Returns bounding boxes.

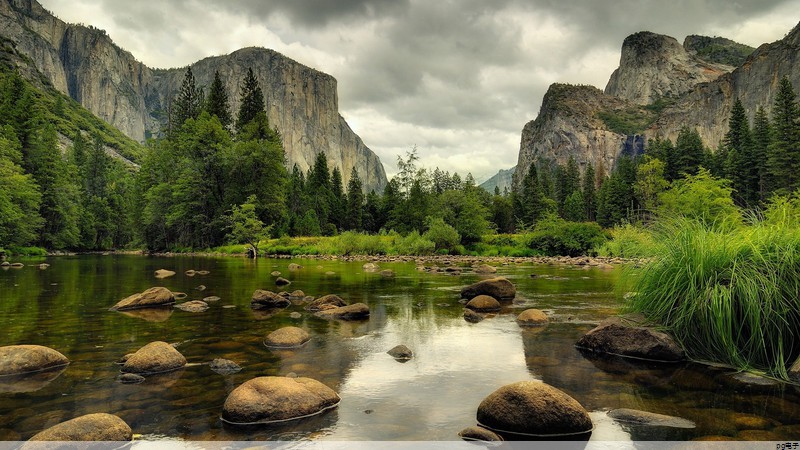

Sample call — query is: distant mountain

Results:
[0,0,387,192]
[479,166,516,193]
[514,23,800,191]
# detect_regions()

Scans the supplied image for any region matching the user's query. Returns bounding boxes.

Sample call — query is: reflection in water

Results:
[0,256,799,441]
[0,367,67,394]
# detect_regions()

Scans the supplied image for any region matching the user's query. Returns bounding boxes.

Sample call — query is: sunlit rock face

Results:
[0,0,387,192]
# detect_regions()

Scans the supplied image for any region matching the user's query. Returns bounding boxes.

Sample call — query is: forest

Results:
[2,64,800,259]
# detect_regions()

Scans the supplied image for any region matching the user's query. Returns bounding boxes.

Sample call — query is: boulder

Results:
[0,345,69,376]
[221,376,340,425]
[315,303,370,320]
[264,327,311,348]
[387,345,413,360]
[458,425,503,442]
[251,289,291,309]
[174,300,209,312]
[477,381,592,439]
[271,271,282,277]
[305,294,347,311]
[460,277,516,301]
[275,277,291,286]
[116,373,145,384]
[289,312,303,319]
[466,295,501,312]
[289,290,305,298]
[154,269,176,279]
[121,341,187,375]
[608,408,696,428]
[288,263,303,270]
[111,287,175,311]
[210,358,242,375]
[28,413,132,441]
[575,317,685,362]
[9,262,24,268]
[203,296,221,302]
[380,269,395,277]
[38,263,49,270]
[475,264,497,274]
[363,262,380,271]
[517,309,549,326]
[185,269,196,276]
[464,309,485,323]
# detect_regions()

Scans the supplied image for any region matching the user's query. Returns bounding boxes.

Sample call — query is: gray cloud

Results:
[39,0,800,179]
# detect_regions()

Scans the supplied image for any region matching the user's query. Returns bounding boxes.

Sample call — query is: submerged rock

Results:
[289,290,305,298]
[251,289,291,309]
[305,294,347,311]
[0,345,69,376]
[608,408,695,428]
[203,296,221,302]
[221,376,340,425]
[464,309,485,323]
[458,425,503,442]
[465,295,501,312]
[0,367,66,393]
[380,269,395,277]
[315,303,370,320]
[517,309,549,326]
[476,381,592,439]
[121,341,187,375]
[387,345,413,361]
[264,326,311,348]
[460,277,516,301]
[363,262,380,271]
[111,287,175,311]
[474,264,498,274]
[174,300,209,312]
[116,373,145,384]
[575,317,685,362]
[210,358,242,375]
[154,269,176,279]
[288,263,303,270]
[28,413,132,441]
[275,277,291,286]
[271,271,282,277]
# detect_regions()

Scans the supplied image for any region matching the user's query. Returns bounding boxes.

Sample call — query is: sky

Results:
[38,0,800,182]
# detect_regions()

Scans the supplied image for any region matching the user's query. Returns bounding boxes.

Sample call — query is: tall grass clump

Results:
[595,223,658,258]
[626,210,800,379]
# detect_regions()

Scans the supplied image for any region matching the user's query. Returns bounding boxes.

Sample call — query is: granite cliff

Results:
[479,166,516,193]
[0,0,387,192]
[514,23,794,191]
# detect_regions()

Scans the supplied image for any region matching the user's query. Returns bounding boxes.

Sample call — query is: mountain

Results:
[514,23,799,190]
[479,166,516,193]
[0,0,387,192]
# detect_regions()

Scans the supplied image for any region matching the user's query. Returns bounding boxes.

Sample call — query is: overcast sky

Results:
[39,0,800,181]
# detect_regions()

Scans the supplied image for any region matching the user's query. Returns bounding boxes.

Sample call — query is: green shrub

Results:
[4,246,47,256]
[524,218,608,256]
[626,215,800,379]
[393,231,435,255]
[423,217,461,253]
[594,223,657,258]
[334,231,388,255]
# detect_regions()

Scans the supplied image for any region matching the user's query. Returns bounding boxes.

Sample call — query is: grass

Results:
[2,246,47,257]
[624,211,800,379]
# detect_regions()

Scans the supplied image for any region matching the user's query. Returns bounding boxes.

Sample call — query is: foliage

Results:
[226,194,271,255]
[594,223,657,258]
[392,231,436,256]
[625,213,800,379]
[423,217,461,253]
[236,67,265,135]
[523,216,608,257]
[597,107,655,135]
[657,168,740,228]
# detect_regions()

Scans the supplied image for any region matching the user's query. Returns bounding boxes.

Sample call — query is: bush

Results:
[423,217,461,253]
[594,223,657,258]
[335,231,389,255]
[4,246,47,257]
[626,214,800,379]
[393,231,435,255]
[524,218,608,256]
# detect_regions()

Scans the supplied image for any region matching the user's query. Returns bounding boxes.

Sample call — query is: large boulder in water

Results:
[465,295,501,312]
[121,341,186,375]
[0,345,69,376]
[305,294,347,311]
[575,317,685,362]
[174,300,209,312]
[460,277,516,301]
[315,303,370,320]
[154,269,176,279]
[251,289,290,309]
[111,287,175,311]
[28,413,132,441]
[264,327,311,348]
[517,309,549,326]
[221,376,340,425]
[476,381,592,439]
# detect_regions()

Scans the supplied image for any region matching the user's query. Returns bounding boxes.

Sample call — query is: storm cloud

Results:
[39,0,800,180]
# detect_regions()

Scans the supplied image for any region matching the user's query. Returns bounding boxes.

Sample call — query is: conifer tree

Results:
[206,71,232,130]
[582,163,597,222]
[236,68,265,135]
[751,106,772,200]
[674,127,705,178]
[171,67,203,132]
[345,167,364,231]
[767,76,800,195]
[723,98,756,206]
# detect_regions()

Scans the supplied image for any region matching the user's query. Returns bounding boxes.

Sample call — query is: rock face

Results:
[251,289,291,309]
[605,31,733,105]
[221,376,340,425]
[0,0,387,192]
[121,341,187,375]
[28,413,132,441]
[111,287,175,311]
[460,277,516,301]
[476,381,593,438]
[575,317,685,362]
[264,326,311,348]
[0,345,69,375]
[479,166,516,194]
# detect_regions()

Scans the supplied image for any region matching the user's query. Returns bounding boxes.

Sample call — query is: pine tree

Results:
[767,76,800,195]
[171,67,203,132]
[345,167,364,231]
[722,98,756,206]
[236,68,265,135]
[0,125,42,247]
[329,167,345,231]
[206,71,232,130]
[751,106,772,201]
[582,163,597,222]
[674,127,705,178]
